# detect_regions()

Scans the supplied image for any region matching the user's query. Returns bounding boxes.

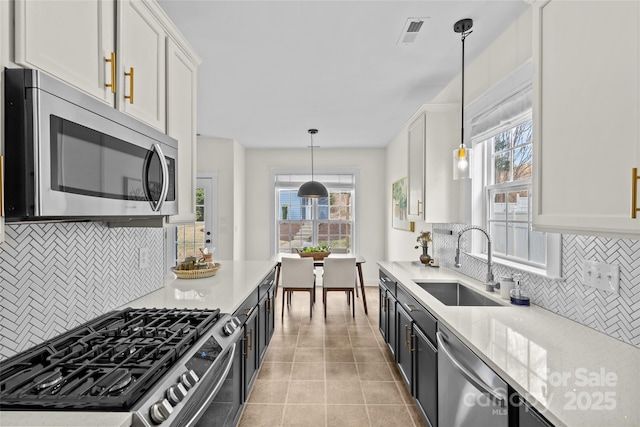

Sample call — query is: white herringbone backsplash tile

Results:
[433,224,640,347]
[0,222,164,360]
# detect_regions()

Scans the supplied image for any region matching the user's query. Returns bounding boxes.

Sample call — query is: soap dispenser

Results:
[509,274,530,306]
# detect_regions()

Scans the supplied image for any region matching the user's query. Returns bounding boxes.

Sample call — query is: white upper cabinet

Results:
[166,39,198,224]
[407,112,425,221]
[117,0,166,132]
[14,0,116,106]
[532,0,640,238]
[407,104,460,224]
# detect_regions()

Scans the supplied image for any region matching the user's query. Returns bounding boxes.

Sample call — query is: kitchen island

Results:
[378,261,640,427]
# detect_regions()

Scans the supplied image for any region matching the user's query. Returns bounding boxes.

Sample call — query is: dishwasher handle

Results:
[436,331,506,408]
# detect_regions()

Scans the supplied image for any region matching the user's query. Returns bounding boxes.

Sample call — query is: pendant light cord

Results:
[460,29,472,149]
[310,133,314,180]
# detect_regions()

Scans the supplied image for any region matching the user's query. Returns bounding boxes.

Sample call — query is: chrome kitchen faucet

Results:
[454,225,495,291]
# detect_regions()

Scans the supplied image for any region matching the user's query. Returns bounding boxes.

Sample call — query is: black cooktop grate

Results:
[0,307,220,410]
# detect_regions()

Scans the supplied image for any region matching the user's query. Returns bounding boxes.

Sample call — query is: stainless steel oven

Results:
[0,308,243,427]
[3,68,178,221]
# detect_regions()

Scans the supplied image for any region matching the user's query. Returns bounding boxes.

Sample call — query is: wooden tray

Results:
[173,262,221,279]
[295,249,331,261]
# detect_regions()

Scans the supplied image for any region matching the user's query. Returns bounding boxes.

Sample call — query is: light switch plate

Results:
[582,260,620,294]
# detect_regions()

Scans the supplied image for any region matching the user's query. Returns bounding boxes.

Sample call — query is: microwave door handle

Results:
[142,151,156,210]
[152,143,170,212]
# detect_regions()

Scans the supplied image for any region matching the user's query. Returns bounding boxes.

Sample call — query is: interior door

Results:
[172,174,217,265]
[197,177,216,254]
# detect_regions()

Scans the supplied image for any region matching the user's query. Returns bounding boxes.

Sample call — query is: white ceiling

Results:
[157,1,528,149]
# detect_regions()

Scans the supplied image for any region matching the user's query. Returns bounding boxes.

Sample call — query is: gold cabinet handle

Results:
[247,329,253,352]
[124,67,134,104]
[633,168,639,219]
[105,52,116,93]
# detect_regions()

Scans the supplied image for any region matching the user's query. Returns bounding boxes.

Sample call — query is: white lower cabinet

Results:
[533,0,640,237]
[14,0,116,106]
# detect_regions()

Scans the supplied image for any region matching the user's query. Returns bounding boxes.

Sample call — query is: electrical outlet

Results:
[139,247,149,269]
[582,260,620,294]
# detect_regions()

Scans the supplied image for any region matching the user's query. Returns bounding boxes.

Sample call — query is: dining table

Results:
[272,253,368,315]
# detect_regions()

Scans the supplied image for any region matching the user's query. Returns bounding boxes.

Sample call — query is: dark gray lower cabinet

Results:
[242,305,259,399]
[379,283,397,358]
[258,284,275,363]
[414,326,437,427]
[379,284,387,341]
[396,305,413,389]
[518,399,554,427]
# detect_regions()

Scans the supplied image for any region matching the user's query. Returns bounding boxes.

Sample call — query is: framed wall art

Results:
[392,177,414,231]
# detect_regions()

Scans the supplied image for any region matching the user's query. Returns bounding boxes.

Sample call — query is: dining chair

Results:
[322,257,357,318]
[281,257,316,318]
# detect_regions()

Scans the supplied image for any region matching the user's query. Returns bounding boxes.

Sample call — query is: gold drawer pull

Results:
[633,168,639,219]
[124,67,134,104]
[105,52,116,93]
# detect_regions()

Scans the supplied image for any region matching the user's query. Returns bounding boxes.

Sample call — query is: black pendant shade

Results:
[297,129,328,198]
[297,180,328,198]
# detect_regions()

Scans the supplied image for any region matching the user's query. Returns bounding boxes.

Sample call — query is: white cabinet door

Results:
[117,0,166,132]
[14,0,115,106]
[424,104,459,223]
[166,39,198,224]
[407,113,425,221]
[533,0,640,237]
[407,105,460,223]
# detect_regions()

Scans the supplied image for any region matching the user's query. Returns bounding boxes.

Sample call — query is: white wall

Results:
[432,8,532,105]
[385,7,533,259]
[197,136,238,260]
[233,141,246,260]
[245,148,386,284]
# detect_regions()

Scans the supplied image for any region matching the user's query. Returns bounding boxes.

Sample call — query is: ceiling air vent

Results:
[397,17,429,45]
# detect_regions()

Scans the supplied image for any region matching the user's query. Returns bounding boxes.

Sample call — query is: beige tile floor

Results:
[238,286,427,427]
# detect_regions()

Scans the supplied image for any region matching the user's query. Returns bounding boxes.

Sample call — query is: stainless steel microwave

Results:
[3,68,178,221]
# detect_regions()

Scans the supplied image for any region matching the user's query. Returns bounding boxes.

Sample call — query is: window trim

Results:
[271,168,359,257]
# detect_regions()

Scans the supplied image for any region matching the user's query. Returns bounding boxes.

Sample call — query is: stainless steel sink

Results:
[416,282,503,306]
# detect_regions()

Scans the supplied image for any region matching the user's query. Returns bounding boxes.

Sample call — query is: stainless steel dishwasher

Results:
[437,325,508,427]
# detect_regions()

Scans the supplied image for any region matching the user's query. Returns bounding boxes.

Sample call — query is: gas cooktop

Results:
[0,307,221,411]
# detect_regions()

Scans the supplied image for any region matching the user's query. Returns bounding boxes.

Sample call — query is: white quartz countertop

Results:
[123,260,277,313]
[0,412,132,427]
[378,261,640,427]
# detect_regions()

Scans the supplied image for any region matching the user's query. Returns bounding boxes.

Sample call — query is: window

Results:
[480,117,547,267]
[275,173,355,254]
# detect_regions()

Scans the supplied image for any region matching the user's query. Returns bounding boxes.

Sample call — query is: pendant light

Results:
[453,18,473,180]
[297,129,328,198]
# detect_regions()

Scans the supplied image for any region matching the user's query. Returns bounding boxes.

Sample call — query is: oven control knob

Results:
[222,318,238,336]
[166,383,188,405]
[180,370,199,390]
[149,398,173,424]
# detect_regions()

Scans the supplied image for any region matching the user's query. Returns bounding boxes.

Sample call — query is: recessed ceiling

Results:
[157,1,528,149]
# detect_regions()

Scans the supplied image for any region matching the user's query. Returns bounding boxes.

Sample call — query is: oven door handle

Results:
[185,342,237,427]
